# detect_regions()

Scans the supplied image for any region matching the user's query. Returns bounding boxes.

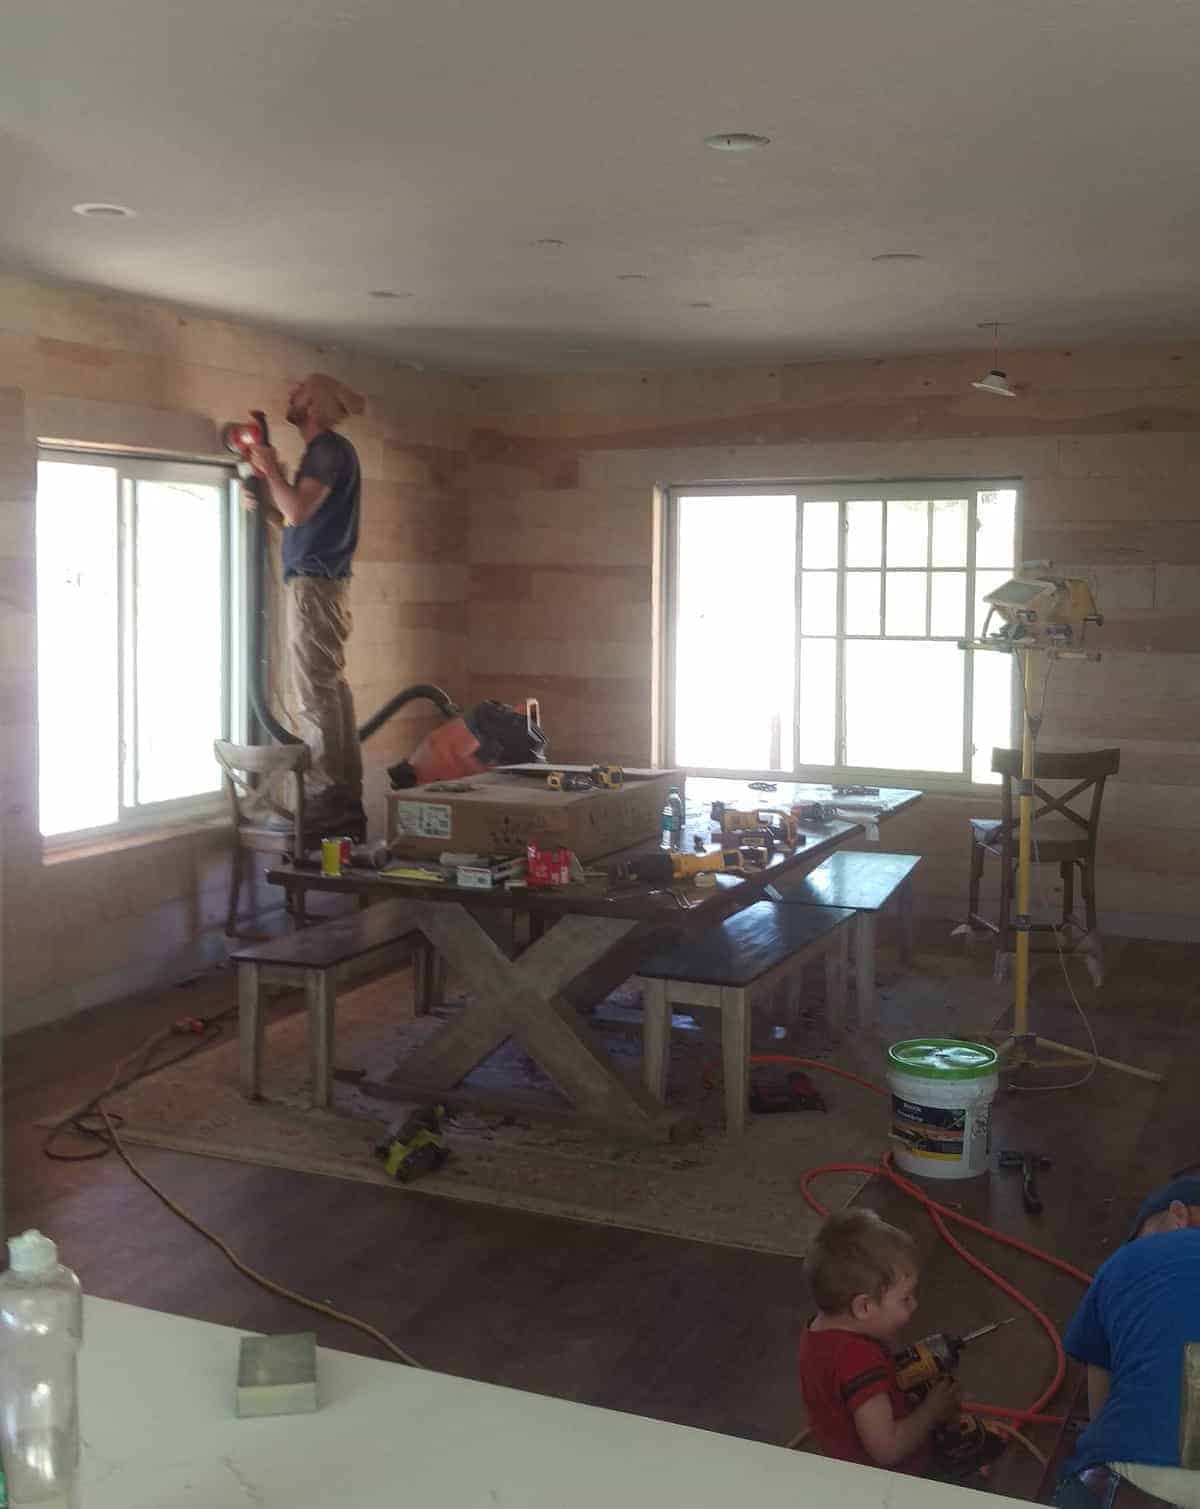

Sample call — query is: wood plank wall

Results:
[462,348,1200,939]
[0,276,469,1031]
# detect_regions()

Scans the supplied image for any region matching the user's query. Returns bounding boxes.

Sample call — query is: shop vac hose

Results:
[357,684,459,743]
[247,488,302,746]
[245,483,457,747]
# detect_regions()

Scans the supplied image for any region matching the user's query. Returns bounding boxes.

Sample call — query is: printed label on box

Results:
[393,802,452,840]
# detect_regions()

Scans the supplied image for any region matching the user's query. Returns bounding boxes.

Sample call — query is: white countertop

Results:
[78,1296,1004,1508]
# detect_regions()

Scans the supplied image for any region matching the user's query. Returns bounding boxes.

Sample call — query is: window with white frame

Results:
[35,449,241,840]
[665,482,1018,786]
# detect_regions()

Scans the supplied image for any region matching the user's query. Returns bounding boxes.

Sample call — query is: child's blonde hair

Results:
[803,1209,917,1314]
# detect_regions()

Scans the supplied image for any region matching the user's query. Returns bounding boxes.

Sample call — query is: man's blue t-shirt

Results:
[281,431,361,583]
[1063,1229,1200,1475]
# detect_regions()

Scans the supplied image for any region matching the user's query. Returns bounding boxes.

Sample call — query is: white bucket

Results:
[887,1039,999,1180]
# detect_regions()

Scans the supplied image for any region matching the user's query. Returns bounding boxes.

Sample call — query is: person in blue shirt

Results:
[247,373,366,825]
[1055,1176,1200,1509]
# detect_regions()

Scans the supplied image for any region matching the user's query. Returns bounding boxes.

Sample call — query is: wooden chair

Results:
[634,901,855,1135]
[214,740,366,936]
[967,746,1120,951]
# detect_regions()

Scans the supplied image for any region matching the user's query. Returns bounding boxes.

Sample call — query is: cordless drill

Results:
[894,1322,1014,1477]
[621,847,761,884]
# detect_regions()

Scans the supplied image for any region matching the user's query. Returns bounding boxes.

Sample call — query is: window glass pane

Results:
[844,571,881,635]
[977,488,1017,567]
[930,572,967,637]
[885,571,927,636]
[674,495,796,769]
[135,480,225,805]
[801,500,839,569]
[846,500,882,567]
[36,461,120,836]
[931,499,968,566]
[845,640,964,773]
[886,499,928,567]
[800,572,837,636]
[798,638,836,765]
[971,647,1014,784]
[975,570,1012,637]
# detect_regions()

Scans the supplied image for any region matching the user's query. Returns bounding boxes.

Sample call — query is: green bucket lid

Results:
[888,1038,998,1080]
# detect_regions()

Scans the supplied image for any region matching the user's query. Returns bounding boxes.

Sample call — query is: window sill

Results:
[42,814,229,866]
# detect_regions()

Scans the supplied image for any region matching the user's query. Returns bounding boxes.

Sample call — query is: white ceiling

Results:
[5,0,1200,373]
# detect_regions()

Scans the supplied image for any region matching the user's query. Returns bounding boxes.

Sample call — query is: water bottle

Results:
[0,1231,83,1508]
[659,786,684,850]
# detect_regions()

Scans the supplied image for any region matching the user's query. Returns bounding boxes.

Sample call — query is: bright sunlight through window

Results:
[36,451,235,839]
[668,483,1017,785]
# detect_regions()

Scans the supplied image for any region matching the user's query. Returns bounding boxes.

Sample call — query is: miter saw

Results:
[972,573,1102,653]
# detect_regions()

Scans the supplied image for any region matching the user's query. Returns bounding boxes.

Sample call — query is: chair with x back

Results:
[967,746,1120,952]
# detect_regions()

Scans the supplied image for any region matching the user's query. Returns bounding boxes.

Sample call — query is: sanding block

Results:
[236,1332,318,1418]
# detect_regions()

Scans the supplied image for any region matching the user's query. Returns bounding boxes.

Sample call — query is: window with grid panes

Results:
[666,484,1017,785]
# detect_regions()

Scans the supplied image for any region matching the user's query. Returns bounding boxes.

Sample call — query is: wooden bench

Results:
[767,851,921,1027]
[232,902,444,1109]
[633,901,855,1135]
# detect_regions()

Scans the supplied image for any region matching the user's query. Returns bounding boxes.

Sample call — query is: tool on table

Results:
[999,1149,1053,1214]
[547,769,594,792]
[617,846,761,886]
[590,764,624,789]
[374,1104,449,1183]
[832,784,880,797]
[711,801,800,849]
[894,1320,1016,1477]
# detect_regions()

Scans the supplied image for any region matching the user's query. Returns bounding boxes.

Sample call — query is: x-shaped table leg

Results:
[375,900,676,1129]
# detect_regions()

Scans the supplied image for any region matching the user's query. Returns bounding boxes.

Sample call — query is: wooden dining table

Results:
[266,782,920,1136]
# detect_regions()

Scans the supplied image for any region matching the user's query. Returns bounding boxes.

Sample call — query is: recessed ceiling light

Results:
[535,237,565,247]
[704,132,770,151]
[688,300,714,309]
[72,202,136,219]
[617,273,648,281]
[872,252,923,263]
[368,289,412,299]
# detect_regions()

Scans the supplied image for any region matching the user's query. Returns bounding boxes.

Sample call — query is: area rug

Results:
[90,959,924,1257]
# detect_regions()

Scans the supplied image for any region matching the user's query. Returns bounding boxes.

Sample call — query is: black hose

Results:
[247,487,302,746]
[357,684,459,743]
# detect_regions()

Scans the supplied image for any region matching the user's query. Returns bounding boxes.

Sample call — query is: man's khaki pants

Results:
[287,576,363,809]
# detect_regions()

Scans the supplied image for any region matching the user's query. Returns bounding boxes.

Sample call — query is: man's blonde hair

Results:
[803,1209,917,1315]
[300,372,366,427]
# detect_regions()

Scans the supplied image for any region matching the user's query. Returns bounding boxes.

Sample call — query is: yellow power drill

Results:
[619,847,760,885]
[893,1321,1014,1477]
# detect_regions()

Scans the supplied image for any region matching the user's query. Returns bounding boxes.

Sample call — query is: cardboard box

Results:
[386,768,683,861]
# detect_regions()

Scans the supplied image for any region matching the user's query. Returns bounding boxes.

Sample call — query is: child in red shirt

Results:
[797,1209,959,1474]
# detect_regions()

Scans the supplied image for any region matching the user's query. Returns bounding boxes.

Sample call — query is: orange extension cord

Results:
[748,1054,1093,1430]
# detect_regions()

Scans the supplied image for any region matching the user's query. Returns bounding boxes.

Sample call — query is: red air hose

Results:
[744,1054,1092,1429]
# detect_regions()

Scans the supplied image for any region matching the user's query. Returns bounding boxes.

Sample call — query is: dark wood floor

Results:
[6,927,1199,1484]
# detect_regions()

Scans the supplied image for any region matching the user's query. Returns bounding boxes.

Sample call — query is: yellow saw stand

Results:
[963,576,1161,1086]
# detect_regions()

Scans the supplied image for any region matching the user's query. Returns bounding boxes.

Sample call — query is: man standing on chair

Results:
[246,372,366,826]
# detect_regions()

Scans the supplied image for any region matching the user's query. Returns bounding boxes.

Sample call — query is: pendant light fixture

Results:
[972,321,1017,397]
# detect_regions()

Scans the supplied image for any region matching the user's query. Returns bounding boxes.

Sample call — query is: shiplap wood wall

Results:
[462,348,1200,938]
[0,276,469,1030]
